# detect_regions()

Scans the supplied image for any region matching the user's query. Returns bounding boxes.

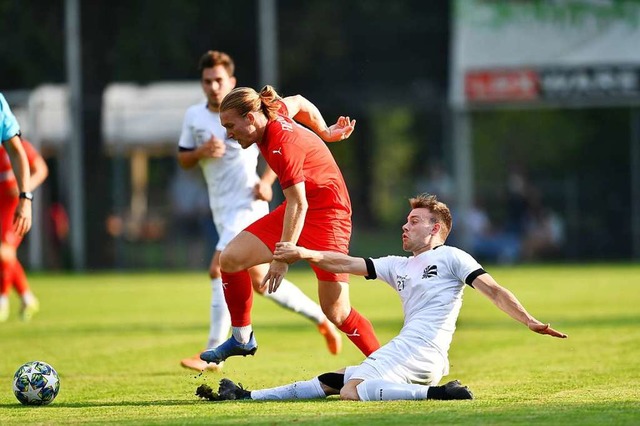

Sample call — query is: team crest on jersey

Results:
[422,265,438,279]
[396,275,408,292]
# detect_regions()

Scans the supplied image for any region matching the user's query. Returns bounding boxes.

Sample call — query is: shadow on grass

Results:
[0,398,324,410]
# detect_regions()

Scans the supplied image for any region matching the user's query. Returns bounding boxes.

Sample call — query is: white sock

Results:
[20,291,36,305]
[251,377,326,400]
[207,278,231,349]
[356,379,429,401]
[263,279,325,324]
[232,325,252,344]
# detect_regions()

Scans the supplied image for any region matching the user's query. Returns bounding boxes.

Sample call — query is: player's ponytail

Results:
[258,85,282,120]
[220,85,281,121]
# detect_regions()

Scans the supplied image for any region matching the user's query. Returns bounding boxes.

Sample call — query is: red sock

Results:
[221,270,253,327]
[11,260,29,295]
[1,259,12,296]
[337,308,381,356]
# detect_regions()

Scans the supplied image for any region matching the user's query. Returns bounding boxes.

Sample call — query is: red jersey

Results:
[1,139,40,245]
[0,139,40,193]
[258,103,352,216]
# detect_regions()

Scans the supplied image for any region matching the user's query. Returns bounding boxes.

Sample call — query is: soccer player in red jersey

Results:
[0,138,48,321]
[178,50,344,372]
[200,85,380,364]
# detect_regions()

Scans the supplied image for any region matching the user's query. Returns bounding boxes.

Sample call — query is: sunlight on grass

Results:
[0,265,639,424]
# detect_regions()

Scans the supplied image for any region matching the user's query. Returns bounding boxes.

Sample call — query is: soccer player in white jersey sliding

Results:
[178,50,348,371]
[200,193,567,401]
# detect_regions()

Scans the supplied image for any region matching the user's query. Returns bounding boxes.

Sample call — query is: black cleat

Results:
[217,378,251,400]
[442,380,474,400]
[195,384,222,401]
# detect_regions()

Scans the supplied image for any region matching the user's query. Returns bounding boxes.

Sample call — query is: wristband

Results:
[19,191,34,201]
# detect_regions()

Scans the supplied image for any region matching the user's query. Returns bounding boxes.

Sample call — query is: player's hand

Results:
[13,200,32,237]
[253,180,273,202]
[273,242,303,264]
[260,260,289,293]
[528,321,567,338]
[322,116,356,142]
[199,137,226,158]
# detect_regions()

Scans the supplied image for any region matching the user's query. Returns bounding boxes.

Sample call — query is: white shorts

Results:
[212,199,269,252]
[344,336,448,386]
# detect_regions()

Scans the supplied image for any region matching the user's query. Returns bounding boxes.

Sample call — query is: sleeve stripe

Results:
[364,258,377,280]
[465,268,486,288]
[178,146,195,152]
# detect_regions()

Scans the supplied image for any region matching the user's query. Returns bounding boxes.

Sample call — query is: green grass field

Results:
[1,264,639,424]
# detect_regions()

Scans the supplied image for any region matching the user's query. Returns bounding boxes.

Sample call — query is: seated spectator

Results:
[466,199,521,265]
[521,206,565,261]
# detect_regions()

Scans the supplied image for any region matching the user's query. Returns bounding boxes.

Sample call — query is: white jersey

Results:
[178,102,268,250]
[178,102,261,211]
[347,245,484,385]
[371,245,482,358]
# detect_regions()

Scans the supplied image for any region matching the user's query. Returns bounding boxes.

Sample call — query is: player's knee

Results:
[339,386,361,401]
[324,312,343,327]
[208,266,221,279]
[252,281,267,294]
[321,306,350,327]
[318,282,351,326]
[219,250,242,273]
[208,251,222,279]
[0,244,17,262]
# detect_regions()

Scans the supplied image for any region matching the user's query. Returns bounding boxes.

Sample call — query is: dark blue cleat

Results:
[200,333,258,364]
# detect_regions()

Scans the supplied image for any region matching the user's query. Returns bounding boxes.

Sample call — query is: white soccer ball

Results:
[12,361,60,406]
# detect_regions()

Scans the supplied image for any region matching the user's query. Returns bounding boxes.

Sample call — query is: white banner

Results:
[450,0,640,107]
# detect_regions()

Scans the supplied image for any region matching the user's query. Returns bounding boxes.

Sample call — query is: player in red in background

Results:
[200,85,380,365]
[0,138,48,321]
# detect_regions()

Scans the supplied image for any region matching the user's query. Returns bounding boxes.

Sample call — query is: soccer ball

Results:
[12,361,60,406]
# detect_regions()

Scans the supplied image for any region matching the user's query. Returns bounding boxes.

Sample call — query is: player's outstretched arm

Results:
[281,95,355,142]
[472,273,568,339]
[274,242,368,276]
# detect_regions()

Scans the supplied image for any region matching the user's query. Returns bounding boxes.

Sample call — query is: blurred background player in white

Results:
[209,193,566,401]
[0,93,36,321]
[177,50,341,371]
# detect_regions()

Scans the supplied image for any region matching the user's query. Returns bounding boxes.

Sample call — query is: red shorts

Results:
[0,192,21,247]
[245,203,351,282]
